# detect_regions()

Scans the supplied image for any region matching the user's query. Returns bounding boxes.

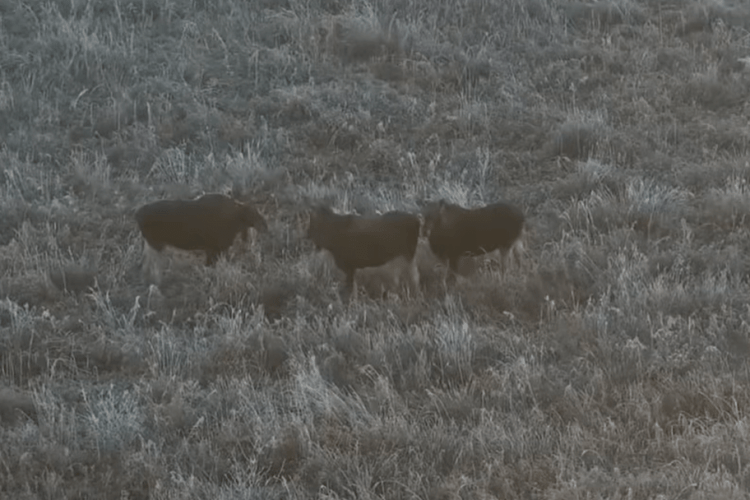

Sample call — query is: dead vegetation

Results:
[2,0,750,498]
[324,16,403,66]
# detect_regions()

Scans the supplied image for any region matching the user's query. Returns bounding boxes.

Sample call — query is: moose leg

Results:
[408,258,420,296]
[205,250,219,266]
[390,256,419,298]
[445,257,460,286]
[500,249,508,277]
[142,243,163,285]
[391,260,402,291]
[511,238,525,273]
[449,256,461,273]
[341,270,356,302]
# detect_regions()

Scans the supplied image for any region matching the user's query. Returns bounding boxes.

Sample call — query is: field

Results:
[2,0,750,498]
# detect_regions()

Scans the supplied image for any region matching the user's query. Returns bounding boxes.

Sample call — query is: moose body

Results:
[423,200,525,276]
[135,193,268,267]
[307,206,420,297]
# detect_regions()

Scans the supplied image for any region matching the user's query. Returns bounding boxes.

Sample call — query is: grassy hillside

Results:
[2,0,750,497]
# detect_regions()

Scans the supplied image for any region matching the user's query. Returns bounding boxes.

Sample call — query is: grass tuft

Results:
[3,0,750,497]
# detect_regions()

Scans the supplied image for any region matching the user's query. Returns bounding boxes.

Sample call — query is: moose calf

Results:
[135,193,268,279]
[422,200,525,280]
[306,206,421,299]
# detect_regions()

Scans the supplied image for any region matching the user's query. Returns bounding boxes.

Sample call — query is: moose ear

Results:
[301,195,321,212]
[438,199,448,214]
[312,204,330,214]
[230,182,244,202]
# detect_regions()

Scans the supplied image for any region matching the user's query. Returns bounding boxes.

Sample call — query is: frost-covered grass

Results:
[2,0,750,498]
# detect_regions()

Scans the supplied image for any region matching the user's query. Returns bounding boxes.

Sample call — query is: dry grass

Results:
[2,0,750,498]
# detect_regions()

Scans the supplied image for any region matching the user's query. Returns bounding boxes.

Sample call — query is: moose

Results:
[422,200,525,280]
[306,205,421,299]
[135,193,268,274]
